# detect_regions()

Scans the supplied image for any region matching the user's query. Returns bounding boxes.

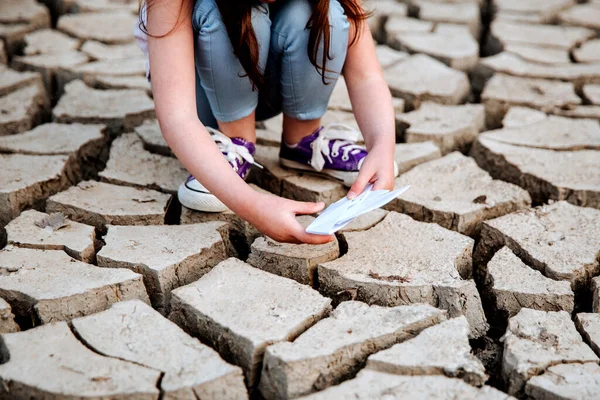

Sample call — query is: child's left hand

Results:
[347,146,396,199]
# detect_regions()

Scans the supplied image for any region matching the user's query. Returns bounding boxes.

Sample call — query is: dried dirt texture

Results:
[396,102,485,154]
[394,141,442,174]
[0,322,160,399]
[526,363,600,400]
[485,247,574,318]
[367,316,487,386]
[0,298,19,333]
[383,54,470,109]
[0,153,71,227]
[53,80,155,136]
[481,74,581,128]
[72,300,248,399]
[476,202,600,293]
[501,309,599,395]
[57,12,137,44]
[169,258,332,388]
[97,223,228,311]
[318,212,488,337]
[5,209,96,262]
[99,133,188,194]
[390,152,531,236]
[247,216,339,287]
[46,181,170,231]
[0,81,49,136]
[260,302,445,399]
[0,247,149,324]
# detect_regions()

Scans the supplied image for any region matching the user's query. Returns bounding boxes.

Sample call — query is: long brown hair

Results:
[141,0,369,90]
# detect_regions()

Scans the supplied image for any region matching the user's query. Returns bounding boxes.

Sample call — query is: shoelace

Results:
[206,127,261,171]
[310,124,365,172]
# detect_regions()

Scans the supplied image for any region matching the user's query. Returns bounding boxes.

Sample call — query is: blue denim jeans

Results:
[192,0,350,128]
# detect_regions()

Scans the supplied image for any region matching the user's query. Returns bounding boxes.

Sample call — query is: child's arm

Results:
[147,0,332,244]
[343,10,397,198]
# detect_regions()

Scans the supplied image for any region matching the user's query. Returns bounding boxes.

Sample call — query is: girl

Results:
[137,0,397,244]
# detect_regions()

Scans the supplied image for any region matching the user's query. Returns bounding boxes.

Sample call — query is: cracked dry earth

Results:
[0,0,599,399]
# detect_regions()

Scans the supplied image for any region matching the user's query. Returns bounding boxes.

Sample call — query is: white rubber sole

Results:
[280,158,358,187]
[177,183,228,213]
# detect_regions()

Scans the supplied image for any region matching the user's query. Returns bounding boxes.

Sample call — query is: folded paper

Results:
[306,184,410,235]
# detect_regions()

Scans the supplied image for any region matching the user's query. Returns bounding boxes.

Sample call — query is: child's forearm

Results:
[347,76,396,157]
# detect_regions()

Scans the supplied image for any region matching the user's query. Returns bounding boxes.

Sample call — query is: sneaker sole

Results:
[177,183,228,213]
[280,158,359,187]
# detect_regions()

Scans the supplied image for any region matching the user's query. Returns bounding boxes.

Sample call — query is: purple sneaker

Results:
[178,128,256,212]
[280,124,393,187]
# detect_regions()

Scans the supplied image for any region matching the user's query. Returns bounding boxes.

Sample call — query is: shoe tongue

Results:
[231,137,256,155]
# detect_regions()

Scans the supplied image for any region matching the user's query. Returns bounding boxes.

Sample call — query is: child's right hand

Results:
[246,193,335,245]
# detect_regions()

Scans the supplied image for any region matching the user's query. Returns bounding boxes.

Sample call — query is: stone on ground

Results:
[477,202,600,293]
[169,258,331,388]
[99,133,188,194]
[504,43,571,65]
[260,302,445,399]
[80,41,143,61]
[252,145,296,195]
[23,29,79,55]
[0,0,50,29]
[485,247,574,318]
[299,370,510,400]
[0,153,71,227]
[501,106,548,128]
[247,216,339,287]
[584,84,600,105]
[396,103,485,154]
[391,25,479,72]
[492,0,575,24]
[367,316,487,387]
[390,152,531,236]
[97,223,228,311]
[475,52,600,90]
[53,80,155,136]
[135,119,172,156]
[0,298,19,333]
[85,74,152,95]
[486,20,594,52]
[72,300,248,399]
[0,64,42,96]
[574,39,600,63]
[395,141,441,174]
[376,44,409,69]
[552,105,600,122]
[384,54,470,109]
[0,322,160,399]
[12,51,90,92]
[318,212,488,338]
[0,82,49,136]
[5,209,96,263]
[472,137,600,207]
[63,57,147,84]
[479,114,600,151]
[0,247,149,324]
[481,74,581,128]
[559,3,600,31]
[58,0,138,14]
[593,277,600,312]
[501,309,599,395]
[367,1,408,42]
[526,363,600,400]
[416,2,481,37]
[575,313,600,357]
[46,181,170,231]
[0,41,6,64]
[0,24,38,60]
[386,17,434,50]
[57,12,137,44]
[0,122,106,158]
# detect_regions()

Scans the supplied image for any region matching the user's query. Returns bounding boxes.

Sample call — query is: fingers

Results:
[290,200,326,215]
[348,169,372,199]
[294,229,335,245]
[372,176,395,191]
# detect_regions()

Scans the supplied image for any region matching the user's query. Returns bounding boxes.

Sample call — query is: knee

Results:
[271,0,349,52]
